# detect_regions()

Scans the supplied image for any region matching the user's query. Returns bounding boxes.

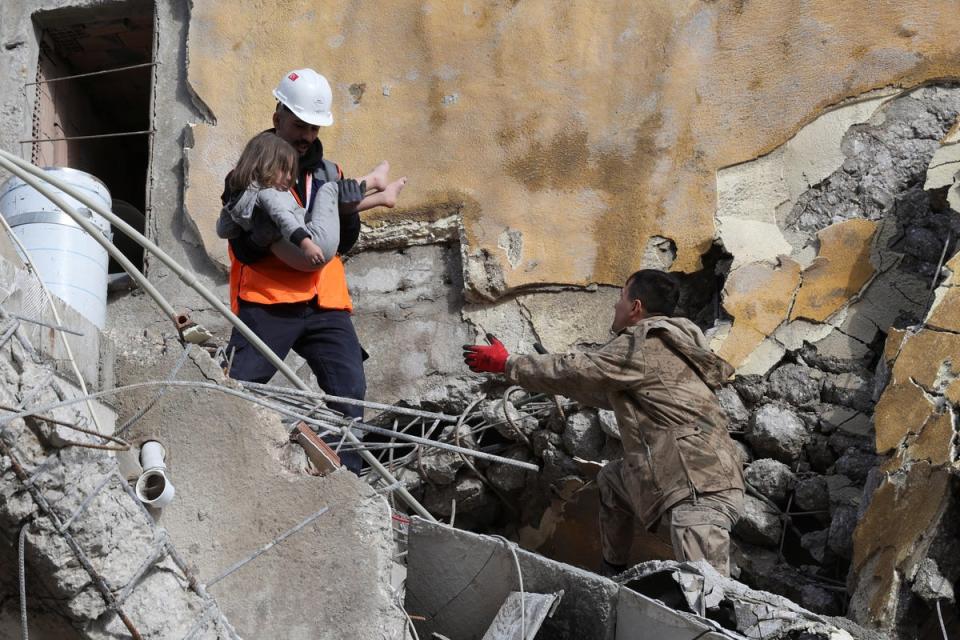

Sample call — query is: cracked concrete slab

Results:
[873,369,937,454]
[717,258,800,369]
[849,462,953,626]
[898,409,955,466]
[790,220,878,323]
[112,336,404,640]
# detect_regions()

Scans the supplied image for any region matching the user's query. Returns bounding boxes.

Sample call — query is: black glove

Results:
[338,178,367,204]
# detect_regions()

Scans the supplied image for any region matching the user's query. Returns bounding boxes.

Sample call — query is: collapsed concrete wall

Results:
[3,1,960,637]
[406,518,875,640]
[107,329,406,639]
[351,84,960,637]
[0,304,235,638]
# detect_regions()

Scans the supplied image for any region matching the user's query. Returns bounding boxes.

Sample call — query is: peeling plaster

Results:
[353,215,461,252]
[183,0,960,299]
[641,235,676,270]
[716,93,892,267]
[715,219,792,269]
[790,219,878,323]
[497,228,524,269]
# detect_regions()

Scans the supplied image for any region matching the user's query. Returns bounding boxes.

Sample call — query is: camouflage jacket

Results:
[505,316,745,527]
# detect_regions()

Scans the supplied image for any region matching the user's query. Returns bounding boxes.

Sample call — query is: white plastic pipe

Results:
[135,468,175,508]
[136,440,175,508]
[0,150,435,521]
[140,440,167,470]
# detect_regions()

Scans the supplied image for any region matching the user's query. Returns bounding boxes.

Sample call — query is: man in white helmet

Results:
[222,69,390,474]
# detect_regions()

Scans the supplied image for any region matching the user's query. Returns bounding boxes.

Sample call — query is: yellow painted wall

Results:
[184,0,960,297]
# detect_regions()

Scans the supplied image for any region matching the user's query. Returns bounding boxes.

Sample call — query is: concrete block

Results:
[406,518,619,640]
[0,254,105,389]
[113,337,404,640]
[616,588,725,640]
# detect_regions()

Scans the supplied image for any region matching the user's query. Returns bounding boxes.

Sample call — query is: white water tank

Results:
[0,167,112,328]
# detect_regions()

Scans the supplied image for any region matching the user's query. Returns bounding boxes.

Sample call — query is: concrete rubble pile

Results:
[3,1,960,635]
[375,84,960,638]
[405,518,878,640]
[616,560,882,640]
[0,315,236,639]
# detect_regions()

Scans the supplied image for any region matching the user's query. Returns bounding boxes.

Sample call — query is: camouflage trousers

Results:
[597,460,743,576]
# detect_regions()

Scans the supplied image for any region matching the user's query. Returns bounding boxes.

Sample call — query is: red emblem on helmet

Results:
[288,72,299,81]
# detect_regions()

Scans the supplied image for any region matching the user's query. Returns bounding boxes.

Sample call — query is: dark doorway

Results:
[30,1,154,273]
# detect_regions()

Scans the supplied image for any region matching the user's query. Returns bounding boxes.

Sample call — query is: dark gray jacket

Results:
[216,180,340,269]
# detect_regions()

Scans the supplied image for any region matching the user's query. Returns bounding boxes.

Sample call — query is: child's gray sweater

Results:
[216,181,340,267]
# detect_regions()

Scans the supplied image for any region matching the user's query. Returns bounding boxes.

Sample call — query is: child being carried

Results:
[217,131,405,271]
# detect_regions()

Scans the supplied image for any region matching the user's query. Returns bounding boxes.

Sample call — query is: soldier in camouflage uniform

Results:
[463,269,745,576]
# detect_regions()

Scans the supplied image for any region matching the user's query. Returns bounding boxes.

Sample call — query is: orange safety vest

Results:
[228,169,353,313]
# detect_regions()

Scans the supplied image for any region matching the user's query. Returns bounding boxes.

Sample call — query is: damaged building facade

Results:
[1,0,960,638]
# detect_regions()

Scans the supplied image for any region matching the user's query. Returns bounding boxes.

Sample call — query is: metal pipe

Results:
[0,151,435,520]
[25,61,159,86]
[20,130,155,145]
[238,380,458,422]
[0,379,541,471]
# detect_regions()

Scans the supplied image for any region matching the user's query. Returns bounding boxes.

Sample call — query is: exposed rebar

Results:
[0,379,540,471]
[205,507,330,589]
[24,61,159,85]
[0,439,143,640]
[19,129,155,144]
[239,380,458,422]
[18,522,28,640]
[3,312,84,336]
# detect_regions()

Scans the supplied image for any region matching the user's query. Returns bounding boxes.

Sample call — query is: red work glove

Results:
[463,333,509,374]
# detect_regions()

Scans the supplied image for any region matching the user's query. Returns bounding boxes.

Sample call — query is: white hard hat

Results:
[273,69,334,127]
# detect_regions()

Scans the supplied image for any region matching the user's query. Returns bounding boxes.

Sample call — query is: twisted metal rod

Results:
[239,380,458,422]
[0,379,540,471]
[18,523,28,640]
[0,439,143,639]
[205,506,330,588]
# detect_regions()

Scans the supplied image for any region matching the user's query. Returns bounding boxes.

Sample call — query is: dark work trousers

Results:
[225,299,367,474]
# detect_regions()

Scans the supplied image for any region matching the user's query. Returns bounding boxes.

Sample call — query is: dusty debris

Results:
[618,559,878,640]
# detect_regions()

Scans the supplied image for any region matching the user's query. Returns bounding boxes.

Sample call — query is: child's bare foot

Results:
[381,177,407,208]
[363,161,390,192]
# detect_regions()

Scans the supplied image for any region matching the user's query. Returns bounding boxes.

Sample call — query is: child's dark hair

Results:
[227,132,297,193]
[625,269,679,315]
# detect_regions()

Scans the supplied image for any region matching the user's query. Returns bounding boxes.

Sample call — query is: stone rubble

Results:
[378,90,960,631]
[743,458,795,503]
[0,326,235,639]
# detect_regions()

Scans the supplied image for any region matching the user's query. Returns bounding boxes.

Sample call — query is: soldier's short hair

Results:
[625,269,679,315]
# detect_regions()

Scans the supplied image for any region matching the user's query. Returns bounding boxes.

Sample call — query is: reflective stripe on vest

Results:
[228,160,352,313]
